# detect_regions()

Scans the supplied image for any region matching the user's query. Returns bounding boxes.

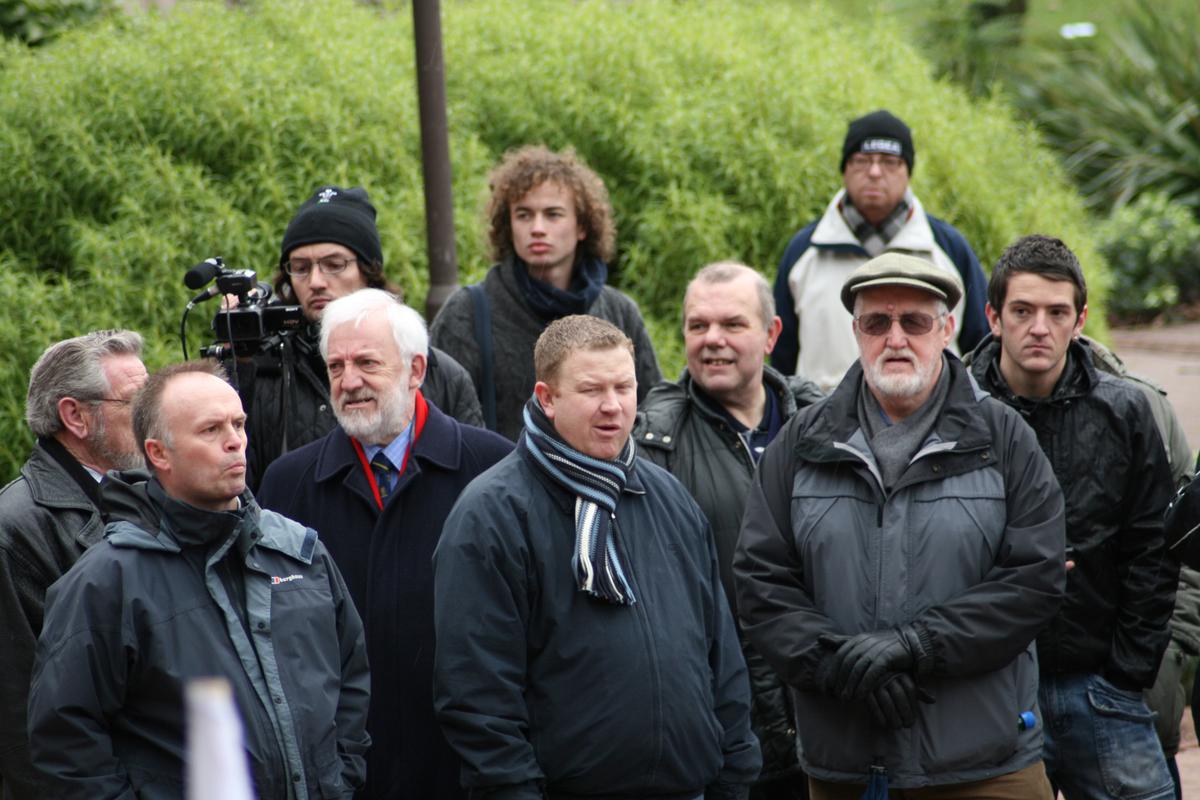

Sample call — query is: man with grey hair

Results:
[258,288,511,800]
[0,329,146,799]
[736,253,1066,798]
[28,358,371,798]
[636,261,821,799]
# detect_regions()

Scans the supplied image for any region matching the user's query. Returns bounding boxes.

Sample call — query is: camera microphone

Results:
[186,286,223,310]
[184,257,224,290]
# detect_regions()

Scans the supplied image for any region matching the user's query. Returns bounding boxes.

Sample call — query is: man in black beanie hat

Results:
[239,184,482,490]
[771,109,989,395]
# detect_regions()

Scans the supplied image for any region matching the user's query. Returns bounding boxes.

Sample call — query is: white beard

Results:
[863,347,939,400]
[334,384,413,445]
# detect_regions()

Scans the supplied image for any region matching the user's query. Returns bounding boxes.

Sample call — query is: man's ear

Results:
[410,353,428,390]
[144,439,170,474]
[1074,304,1089,338]
[985,303,1002,339]
[57,397,93,440]
[534,381,556,421]
[764,316,784,355]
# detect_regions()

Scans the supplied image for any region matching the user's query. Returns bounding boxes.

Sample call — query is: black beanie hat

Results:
[840,110,915,174]
[280,185,383,268]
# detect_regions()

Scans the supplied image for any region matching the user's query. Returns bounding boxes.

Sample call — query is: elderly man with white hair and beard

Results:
[0,329,147,799]
[735,253,1067,799]
[257,288,512,800]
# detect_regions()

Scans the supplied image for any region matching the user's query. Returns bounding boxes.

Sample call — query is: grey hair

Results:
[26,330,144,437]
[685,261,775,329]
[318,288,429,364]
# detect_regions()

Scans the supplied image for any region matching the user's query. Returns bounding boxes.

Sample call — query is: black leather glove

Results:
[812,633,850,696]
[831,626,927,701]
[866,673,935,729]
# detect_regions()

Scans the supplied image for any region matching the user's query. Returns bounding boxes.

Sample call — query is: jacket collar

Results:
[26,438,103,511]
[811,189,937,255]
[803,353,993,459]
[518,436,647,517]
[314,396,464,486]
[969,333,1097,408]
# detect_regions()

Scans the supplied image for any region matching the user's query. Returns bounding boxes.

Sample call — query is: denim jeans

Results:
[1040,672,1173,800]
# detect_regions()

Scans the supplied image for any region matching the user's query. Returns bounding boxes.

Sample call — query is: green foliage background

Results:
[0,0,1107,480]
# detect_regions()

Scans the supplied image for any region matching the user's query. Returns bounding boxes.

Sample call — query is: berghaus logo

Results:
[272,574,304,585]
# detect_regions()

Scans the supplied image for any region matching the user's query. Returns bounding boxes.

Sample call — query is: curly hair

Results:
[485,145,616,265]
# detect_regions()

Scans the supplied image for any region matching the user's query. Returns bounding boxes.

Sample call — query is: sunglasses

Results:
[854,311,943,337]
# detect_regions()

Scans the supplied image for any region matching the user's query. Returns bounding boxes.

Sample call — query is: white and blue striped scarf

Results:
[521,396,638,606]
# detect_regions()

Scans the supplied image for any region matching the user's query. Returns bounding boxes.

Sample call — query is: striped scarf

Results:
[520,395,638,606]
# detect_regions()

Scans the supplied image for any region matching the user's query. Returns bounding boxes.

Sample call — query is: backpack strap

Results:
[467,284,497,431]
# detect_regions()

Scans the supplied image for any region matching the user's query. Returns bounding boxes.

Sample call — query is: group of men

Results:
[0,109,1192,800]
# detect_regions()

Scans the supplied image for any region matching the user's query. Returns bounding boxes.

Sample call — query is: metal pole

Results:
[412,0,458,322]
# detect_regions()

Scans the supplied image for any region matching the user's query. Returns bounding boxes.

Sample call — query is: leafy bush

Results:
[1013,0,1200,215]
[0,0,1108,479]
[1097,192,1200,319]
[0,0,110,45]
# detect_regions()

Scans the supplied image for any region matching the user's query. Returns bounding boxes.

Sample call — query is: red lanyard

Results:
[349,390,428,511]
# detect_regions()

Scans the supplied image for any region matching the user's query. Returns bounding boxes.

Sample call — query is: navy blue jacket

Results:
[432,446,761,800]
[258,397,512,800]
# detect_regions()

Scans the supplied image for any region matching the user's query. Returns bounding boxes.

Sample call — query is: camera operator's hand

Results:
[867,672,935,729]
[831,625,929,700]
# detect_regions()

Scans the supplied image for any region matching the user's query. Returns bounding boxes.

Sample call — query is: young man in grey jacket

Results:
[736,253,1066,798]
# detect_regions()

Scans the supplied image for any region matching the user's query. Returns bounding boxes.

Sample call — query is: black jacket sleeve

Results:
[1107,395,1179,688]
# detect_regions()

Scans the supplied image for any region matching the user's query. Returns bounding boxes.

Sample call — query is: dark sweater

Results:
[430,257,662,440]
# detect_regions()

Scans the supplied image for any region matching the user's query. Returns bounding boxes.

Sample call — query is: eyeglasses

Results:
[846,154,906,173]
[854,311,944,337]
[284,255,357,278]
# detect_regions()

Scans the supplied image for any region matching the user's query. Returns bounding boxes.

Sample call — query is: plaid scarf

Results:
[842,188,914,256]
[520,395,638,606]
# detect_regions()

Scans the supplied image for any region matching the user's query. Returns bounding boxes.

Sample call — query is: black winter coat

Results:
[257,397,513,800]
[0,440,107,800]
[433,446,761,799]
[971,336,1178,688]
[240,324,483,490]
[635,367,822,782]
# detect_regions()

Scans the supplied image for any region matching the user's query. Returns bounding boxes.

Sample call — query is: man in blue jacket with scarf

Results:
[258,289,512,800]
[433,314,760,800]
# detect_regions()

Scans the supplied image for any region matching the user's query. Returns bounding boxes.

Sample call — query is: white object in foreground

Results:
[186,677,256,800]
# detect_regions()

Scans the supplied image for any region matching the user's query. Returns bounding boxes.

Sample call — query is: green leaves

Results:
[0,0,1106,479]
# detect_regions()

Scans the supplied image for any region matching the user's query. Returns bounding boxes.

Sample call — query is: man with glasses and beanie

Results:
[241,184,482,489]
[736,253,1066,798]
[0,330,147,800]
[772,110,989,393]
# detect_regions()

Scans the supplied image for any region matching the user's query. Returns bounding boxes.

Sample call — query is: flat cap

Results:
[841,252,963,312]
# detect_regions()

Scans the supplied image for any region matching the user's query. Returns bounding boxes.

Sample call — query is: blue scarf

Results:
[511,255,608,322]
[520,395,638,605]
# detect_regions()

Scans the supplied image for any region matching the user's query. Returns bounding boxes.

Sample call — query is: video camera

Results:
[179,257,304,360]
